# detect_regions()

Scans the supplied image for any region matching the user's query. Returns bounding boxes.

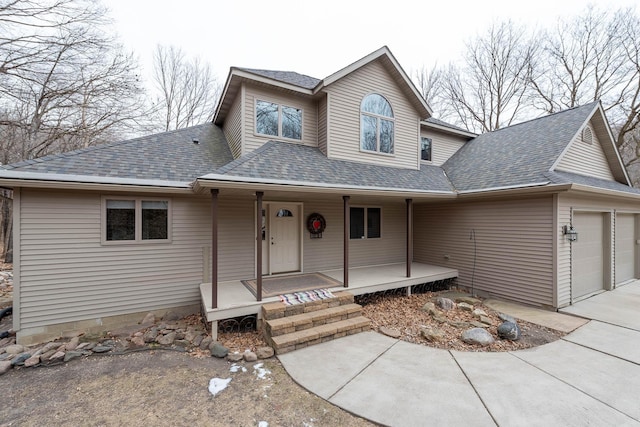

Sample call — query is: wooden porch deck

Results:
[199,262,458,324]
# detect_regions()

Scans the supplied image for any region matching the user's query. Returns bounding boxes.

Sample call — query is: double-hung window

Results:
[360,94,394,154]
[104,198,171,243]
[350,207,381,239]
[256,100,302,140]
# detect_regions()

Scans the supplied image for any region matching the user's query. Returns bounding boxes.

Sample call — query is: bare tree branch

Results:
[151,45,221,132]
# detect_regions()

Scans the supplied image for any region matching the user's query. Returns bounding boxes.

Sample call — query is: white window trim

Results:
[349,206,383,240]
[101,196,172,245]
[360,93,395,155]
[254,99,304,141]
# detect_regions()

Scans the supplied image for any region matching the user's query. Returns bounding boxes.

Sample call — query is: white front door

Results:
[269,203,301,274]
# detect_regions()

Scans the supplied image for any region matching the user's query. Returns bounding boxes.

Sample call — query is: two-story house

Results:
[2,46,639,345]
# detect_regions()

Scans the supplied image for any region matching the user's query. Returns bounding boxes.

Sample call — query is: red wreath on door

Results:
[306,213,326,234]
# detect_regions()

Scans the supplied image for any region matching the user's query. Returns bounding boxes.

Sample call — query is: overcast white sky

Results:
[107,0,639,85]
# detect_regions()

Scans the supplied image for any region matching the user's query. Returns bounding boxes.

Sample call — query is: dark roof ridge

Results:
[214,140,277,174]
[5,123,212,169]
[481,101,599,136]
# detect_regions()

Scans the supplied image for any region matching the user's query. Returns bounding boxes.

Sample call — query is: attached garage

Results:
[572,212,607,301]
[615,214,636,285]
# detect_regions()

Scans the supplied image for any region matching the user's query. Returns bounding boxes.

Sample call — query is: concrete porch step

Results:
[270,315,371,354]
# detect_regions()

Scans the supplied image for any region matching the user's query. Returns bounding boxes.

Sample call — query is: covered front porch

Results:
[200,262,458,335]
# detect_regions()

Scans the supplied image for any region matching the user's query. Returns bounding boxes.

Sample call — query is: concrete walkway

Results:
[279,282,640,426]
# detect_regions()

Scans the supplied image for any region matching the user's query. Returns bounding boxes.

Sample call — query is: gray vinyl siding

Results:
[556,194,640,307]
[223,90,243,158]
[421,128,467,166]
[217,197,255,281]
[243,83,318,153]
[318,94,328,155]
[555,123,615,181]
[414,197,554,307]
[324,59,421,170]
[302,197,406,272]
[17,189,256,330]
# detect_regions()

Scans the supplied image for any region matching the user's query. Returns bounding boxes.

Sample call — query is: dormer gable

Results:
[213,46,439,170]
[551,102,630,185]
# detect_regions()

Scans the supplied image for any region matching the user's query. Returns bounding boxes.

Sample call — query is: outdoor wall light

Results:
[563,225,578,242]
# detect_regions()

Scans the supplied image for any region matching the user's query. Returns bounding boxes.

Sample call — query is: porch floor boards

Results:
[200,262,458,322]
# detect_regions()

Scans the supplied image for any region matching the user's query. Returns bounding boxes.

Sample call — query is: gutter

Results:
[0,170,193,194]
[421,121,477,139]
[194,174,457,199]
[569,183,640,200]
[456,182,573,199]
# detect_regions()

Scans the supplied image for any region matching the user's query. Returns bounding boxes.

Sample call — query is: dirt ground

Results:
[0,350,375,427]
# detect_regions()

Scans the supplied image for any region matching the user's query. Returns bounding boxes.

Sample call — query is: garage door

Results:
[615,214,636,285]
[573,212,605,300]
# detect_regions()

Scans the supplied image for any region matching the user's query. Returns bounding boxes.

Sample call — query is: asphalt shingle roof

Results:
[443,102,599,191]
[4,123,233,183]
[238,68,321,90]
[209,141,455,193]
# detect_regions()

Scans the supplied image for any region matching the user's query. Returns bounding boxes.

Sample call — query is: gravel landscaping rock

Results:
[361,289,565,352]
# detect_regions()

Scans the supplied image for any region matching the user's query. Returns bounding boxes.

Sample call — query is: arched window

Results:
[360,94,394,154]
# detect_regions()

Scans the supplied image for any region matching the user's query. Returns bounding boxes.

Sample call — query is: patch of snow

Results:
[208,377,231,396]
[230,363,247,373]
[253,362,271,380]
[258,422,269,427]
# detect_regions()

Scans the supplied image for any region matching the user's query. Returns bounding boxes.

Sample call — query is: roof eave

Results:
[568,182,640,200]
[456,182,572,199]
[194,174,456,199]
[421,121,477,138]
[0,171,194,193]
[214,68,315,125]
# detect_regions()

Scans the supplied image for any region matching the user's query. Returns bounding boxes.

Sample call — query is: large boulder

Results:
[461,328,494,346]
[497,321,521,341]
[435,297,456,310]
[210,342,229,358]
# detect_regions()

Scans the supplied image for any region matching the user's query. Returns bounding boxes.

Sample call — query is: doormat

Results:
[242,272,343,298]
[279,288,335,306]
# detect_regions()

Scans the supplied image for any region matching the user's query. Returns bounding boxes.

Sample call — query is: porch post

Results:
[406,198,413,278]
[343,195,350,287]
[256,191,264,301]
[211,189,219,309]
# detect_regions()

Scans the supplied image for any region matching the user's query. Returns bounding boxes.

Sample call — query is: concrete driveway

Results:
[279,282,640,426]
